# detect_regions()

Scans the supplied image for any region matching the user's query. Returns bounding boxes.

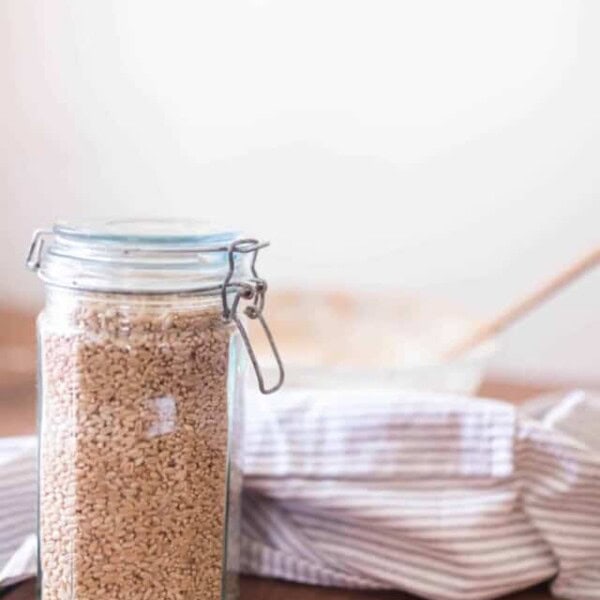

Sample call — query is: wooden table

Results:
[0,577,553,600]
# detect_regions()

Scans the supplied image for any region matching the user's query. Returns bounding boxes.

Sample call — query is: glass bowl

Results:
[254,290,496,395]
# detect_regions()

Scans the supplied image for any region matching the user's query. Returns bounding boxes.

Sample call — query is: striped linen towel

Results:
[1,390,599,599]
[241,389,600,600]
[0,437,37,588]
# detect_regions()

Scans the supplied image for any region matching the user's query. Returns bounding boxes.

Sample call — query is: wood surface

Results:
[0,577,554,600]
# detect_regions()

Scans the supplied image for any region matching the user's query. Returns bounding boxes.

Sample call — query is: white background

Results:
[1,0,598,382]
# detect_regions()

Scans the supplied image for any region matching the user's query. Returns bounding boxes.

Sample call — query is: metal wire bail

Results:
[26,229,53,272]
[221,239,285,395]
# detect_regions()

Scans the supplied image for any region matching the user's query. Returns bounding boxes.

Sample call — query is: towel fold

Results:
[1,390,599,599]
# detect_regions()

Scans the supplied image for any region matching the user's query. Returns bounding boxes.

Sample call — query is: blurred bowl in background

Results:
[253,290,496,395]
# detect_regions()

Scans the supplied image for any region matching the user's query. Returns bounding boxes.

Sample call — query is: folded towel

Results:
[1,390,599,600]
[242,389,600,600]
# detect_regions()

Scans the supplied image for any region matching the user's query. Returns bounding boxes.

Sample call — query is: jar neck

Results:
[44,285,224,311]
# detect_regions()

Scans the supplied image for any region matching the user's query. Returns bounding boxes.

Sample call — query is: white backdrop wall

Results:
[1,0,599,381]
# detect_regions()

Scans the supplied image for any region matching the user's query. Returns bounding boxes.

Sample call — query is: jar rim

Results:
[54,218,240,248]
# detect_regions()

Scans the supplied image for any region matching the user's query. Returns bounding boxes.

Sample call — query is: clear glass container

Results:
[27,219,283,600]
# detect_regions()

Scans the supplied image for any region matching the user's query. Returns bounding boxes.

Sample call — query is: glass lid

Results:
[29,218,246,293]
[53,218,240,247]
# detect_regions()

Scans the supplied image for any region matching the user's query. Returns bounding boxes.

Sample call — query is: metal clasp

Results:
[221,239,285,395]
[26,229,53,271]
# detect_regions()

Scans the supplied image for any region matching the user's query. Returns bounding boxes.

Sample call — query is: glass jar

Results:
[27,219,284,600]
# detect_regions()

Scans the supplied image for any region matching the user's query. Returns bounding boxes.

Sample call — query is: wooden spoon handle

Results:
[444,245,600,360]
